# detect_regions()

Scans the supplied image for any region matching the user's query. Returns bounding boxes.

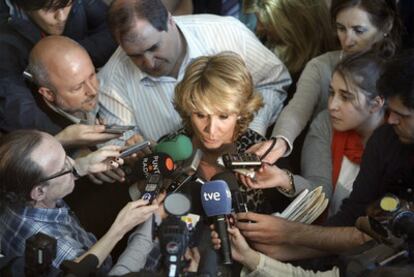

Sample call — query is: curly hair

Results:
[173,52,263,140]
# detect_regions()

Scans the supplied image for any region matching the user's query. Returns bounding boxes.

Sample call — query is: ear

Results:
[38,87,55,103]
[383,18,393,35]
[167,13,174,29]
[369,96,385,113]
[30,184,47,202]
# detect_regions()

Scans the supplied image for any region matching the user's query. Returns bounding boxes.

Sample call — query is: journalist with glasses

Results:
[0,130,159,274]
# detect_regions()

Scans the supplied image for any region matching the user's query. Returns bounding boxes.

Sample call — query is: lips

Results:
[330,114,342,122]
[202,137,218,145]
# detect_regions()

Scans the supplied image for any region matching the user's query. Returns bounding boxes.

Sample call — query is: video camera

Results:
[339,194,414,276]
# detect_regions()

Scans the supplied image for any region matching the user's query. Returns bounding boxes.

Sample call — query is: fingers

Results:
[101,169,125,182]
[236,212,259,225]
[87,173,104,184]
[125,134,144,146]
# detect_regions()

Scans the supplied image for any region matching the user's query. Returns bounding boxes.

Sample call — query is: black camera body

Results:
[158,216,190,277]
[25,232,57,276]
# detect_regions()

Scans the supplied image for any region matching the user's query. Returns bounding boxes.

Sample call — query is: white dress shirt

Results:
[98,14,291,141]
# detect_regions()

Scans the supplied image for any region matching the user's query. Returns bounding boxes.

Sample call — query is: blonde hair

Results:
[247,0,337,74]
[174,52,263,139]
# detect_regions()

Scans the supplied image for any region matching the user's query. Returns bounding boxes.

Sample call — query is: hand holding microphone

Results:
[201,180,233,264]
[210,226,260,271]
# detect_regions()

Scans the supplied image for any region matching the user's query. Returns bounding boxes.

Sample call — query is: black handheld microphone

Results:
[124,153,175,183]
[212,171,249,213]
[200,180,233,265]
[166,149,203,194]
[141,173,164,204]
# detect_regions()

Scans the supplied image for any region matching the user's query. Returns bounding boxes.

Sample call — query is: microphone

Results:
[60,254,99,277]
[155,134,193,162]
[200,180,233,265]
[124,153,175,183]
[166,149,203,194]
[212,171,248,213]
[159,193,191,277]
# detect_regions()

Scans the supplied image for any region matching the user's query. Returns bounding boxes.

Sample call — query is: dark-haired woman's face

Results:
[328,72,372,132]
[336,6,381,53]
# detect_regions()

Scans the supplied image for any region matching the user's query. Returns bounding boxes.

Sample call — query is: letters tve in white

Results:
[203,192,221,201]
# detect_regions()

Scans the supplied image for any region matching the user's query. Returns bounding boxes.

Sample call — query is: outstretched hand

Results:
[247,138,288,164]
[55,124,121,147]
[74,145,123,176]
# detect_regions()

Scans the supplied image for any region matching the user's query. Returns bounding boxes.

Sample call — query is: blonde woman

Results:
[173,51,267,212]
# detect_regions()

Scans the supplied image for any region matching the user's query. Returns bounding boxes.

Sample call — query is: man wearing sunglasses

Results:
[0,130,158,273]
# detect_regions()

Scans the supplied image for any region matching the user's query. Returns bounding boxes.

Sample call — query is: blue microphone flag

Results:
[201,180,232,217]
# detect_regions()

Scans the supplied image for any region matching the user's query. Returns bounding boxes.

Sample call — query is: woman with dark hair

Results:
[241,52,386,217]
[250,0,402,164]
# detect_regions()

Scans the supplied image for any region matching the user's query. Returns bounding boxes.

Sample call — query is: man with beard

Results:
[27,36,130,185]
[28,36,121,149]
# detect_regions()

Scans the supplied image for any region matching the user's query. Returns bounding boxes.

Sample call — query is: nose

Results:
[328,95,340,111]
[85,80,98,96]
[142,52,155,69]
[204,116,218,135]
[344,31,355,47]
[55,8,66,22]
[387,111,400,125]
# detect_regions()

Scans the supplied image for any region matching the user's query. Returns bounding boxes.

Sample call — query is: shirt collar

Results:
[16,200,72,224]
[45,100,98,125]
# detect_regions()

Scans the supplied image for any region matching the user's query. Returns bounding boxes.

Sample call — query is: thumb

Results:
[94,124,105,132]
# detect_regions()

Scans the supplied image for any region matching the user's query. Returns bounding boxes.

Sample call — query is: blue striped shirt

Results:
[0,201,109,270]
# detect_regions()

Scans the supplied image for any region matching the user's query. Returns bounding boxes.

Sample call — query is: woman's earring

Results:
[383,32,389,38]
[237,116,242,120]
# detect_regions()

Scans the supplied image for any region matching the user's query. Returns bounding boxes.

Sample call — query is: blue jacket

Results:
[0,0,116,133]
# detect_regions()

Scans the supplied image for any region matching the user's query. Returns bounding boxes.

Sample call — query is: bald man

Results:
[27,36,121,148]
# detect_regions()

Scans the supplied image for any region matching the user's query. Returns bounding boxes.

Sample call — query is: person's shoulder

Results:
[98,47,135,77]
[309,110,332,137]
[308,50,341,68]
[312,110,331,128]
[174,14,245,30]
[369,124,398,145]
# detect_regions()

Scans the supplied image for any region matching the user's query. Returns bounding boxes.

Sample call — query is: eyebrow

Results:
[127,43,159,57]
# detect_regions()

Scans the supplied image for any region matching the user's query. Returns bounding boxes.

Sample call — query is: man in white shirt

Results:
[98,0,291,141]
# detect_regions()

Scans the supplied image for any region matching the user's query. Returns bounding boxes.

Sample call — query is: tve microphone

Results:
[201,180,232,264]
[155,134,193,162]
[212,171,249,213]
[124,153,175,183]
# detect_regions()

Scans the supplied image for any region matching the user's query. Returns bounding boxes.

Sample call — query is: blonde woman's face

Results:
[336,6,381,54]
[190,111,238,150]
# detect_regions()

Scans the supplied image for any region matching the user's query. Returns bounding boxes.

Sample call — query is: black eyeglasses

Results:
[39,157,74,183]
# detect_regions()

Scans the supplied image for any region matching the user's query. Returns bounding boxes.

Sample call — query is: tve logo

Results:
[203,191,221,201]
[201,180,232,217]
